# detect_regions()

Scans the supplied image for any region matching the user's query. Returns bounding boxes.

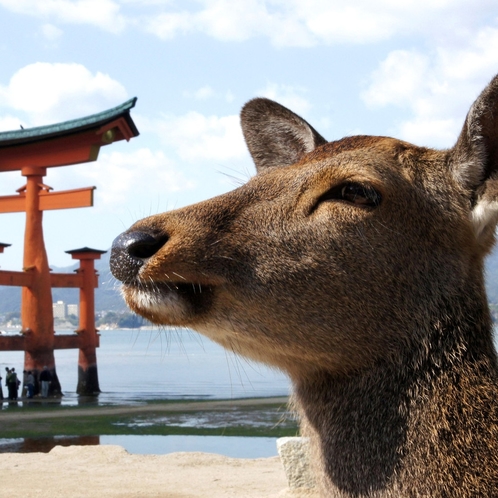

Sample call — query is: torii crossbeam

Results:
[0,99,139,396]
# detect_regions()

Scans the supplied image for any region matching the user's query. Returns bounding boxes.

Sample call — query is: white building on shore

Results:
[53,301,79,319]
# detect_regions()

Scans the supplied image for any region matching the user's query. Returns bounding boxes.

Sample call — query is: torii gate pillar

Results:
[66,248,107,396]
[22,166,60,393]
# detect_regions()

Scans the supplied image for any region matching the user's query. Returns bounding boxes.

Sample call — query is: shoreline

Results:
[0,395,290,420]
[0,396,297,442]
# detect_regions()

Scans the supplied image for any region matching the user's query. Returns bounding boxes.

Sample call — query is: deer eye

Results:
[317,183,382,208]
[340,184,381,206]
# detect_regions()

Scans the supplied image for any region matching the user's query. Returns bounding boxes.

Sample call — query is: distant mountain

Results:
[0,250,128,314]
[2,244,498,314]
[0,285,22,314]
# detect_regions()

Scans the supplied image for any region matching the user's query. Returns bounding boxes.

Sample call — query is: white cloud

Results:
[51,148,195,210]
[361,51,430,109]
[196,0,273,42]
[150,111,247,163]
[398,118,458,147]
[293,2,396,45]
[0,0,495,47]
[142,0,315,47]
[361,25,498,146]
[0,0,126,33]
[0,62,128,126]
[40,23,63,42]
[140,0,498,48]
[145,0,268,42]
[145,10,192,39]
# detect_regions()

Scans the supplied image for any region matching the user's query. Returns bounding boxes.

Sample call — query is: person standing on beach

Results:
[26,371,35,399]
[21,370,27,397]
[7,368,18,400]
[12,368,19,399]
[5,368,10,398]
[40,366,52,398]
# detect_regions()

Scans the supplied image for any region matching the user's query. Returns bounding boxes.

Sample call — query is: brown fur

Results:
[109,76,498,496]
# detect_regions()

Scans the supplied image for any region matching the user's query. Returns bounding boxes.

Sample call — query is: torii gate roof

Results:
[0,98,139,172]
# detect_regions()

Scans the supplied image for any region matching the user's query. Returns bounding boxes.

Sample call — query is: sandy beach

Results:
[0,444,319,497]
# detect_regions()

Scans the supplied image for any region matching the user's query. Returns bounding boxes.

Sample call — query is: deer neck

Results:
[293,308,498,497]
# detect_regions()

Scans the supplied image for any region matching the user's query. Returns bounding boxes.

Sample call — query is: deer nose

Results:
[110,231,167,283]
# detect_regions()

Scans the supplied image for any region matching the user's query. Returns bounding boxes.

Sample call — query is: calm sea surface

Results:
[0,328,291,403]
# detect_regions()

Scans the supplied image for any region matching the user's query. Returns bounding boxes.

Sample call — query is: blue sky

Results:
[0,0,498,270]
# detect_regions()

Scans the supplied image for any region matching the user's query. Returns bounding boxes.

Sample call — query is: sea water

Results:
[0,328,290,403]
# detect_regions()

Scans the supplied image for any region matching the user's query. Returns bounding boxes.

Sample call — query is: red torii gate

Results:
[0,99,139,396]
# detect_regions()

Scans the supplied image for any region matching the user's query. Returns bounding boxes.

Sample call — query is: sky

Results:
[0,0,498,270]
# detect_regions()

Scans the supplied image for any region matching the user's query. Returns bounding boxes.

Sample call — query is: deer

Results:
[109,75,498,497]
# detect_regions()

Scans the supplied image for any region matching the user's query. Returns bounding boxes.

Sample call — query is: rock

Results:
[277,437,316,489]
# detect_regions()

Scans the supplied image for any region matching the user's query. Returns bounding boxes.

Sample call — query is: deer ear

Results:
[240,98,327,173]
[451,75,498,253]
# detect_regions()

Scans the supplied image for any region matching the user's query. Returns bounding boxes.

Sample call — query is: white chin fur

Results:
[124,287,190,323]
[471,199,498,239]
